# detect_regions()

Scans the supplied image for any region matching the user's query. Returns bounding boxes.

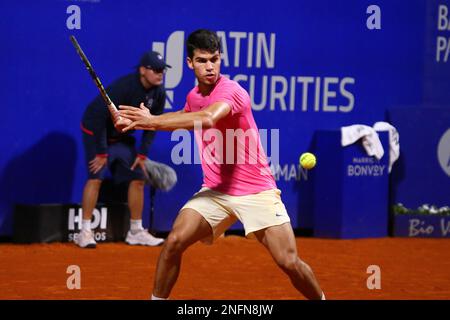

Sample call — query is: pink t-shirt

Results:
[184,76,277,196]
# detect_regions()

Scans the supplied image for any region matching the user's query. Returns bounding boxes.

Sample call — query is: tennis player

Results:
[119,29,325,300]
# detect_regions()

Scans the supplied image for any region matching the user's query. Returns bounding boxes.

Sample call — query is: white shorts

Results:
[181,187,291,244]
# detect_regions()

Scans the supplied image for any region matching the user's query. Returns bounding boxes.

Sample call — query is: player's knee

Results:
[277,254,299,274]
[164,233,186,256]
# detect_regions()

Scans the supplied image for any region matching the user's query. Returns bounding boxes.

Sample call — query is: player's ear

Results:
[139,66,146,76]
[186,57,194,70]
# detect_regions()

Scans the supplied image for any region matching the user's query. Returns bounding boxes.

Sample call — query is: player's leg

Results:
[152,208,212,299]
[253,223,324,300]
[233,189,324,299]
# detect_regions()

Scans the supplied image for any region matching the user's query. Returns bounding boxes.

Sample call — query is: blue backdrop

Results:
[1,0,449,236]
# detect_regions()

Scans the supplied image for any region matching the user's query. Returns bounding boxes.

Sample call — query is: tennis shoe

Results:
[126,229,164,246]
[74,229,97,248]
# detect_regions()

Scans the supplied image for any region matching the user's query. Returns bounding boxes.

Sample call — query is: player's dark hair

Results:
[187,29,221,59]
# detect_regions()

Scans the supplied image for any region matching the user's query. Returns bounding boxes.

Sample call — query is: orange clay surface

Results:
[0,236,449,300]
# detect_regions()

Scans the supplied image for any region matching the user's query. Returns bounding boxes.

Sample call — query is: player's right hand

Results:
[89,155,107,174]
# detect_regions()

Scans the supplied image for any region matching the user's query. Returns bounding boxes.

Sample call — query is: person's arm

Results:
[119,102,230,132]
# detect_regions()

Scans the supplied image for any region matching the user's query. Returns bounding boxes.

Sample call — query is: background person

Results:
[75,51,169,248]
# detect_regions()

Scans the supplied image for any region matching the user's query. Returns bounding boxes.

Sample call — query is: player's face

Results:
[187,49,221,87]
[139,66,164,88]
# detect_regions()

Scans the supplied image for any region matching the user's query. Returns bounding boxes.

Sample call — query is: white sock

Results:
[151,294,167,300]
[130,219,144,233]
[82,219,91,231]
[321,292,326,300]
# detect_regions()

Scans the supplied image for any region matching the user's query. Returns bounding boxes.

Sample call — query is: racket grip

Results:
[108,102,119,113]
[107,102,122,121]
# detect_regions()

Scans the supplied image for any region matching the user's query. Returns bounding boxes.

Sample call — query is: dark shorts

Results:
[82,132,145,183]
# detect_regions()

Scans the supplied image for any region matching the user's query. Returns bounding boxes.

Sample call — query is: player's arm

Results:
[118,102,230,131]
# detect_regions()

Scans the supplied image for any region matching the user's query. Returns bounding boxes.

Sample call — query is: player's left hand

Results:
[119,103,155,132]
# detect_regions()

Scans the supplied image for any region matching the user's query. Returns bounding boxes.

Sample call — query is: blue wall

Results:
[1,0,449,236]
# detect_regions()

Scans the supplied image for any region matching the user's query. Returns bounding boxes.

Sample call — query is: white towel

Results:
[373,121,400,173]
[341,124,384,160]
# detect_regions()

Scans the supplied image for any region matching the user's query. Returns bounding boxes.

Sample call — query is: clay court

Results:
[0,236,449,300]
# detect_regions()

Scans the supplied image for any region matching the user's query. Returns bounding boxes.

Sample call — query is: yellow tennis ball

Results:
[300,152,316,169]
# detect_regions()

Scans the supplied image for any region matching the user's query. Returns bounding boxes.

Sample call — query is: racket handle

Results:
[107,102,122,121]
[108,102,119,113]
